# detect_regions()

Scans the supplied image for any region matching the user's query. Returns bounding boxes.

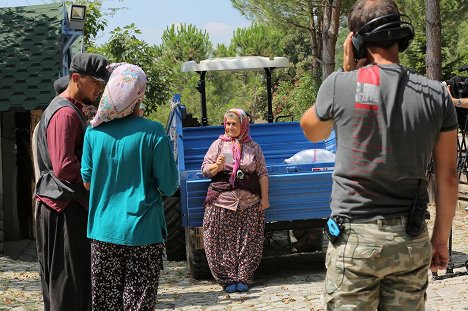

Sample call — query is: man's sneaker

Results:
[224,283,237,293]
[236,282,249,292]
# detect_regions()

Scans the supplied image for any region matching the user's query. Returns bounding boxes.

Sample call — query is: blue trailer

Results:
[163,57,335,279]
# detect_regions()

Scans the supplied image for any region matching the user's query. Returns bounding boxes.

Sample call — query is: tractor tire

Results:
[163,192,186,261]
[185,227,212,280]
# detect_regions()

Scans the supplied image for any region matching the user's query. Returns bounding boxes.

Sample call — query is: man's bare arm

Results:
[300,106,333,142]
[431,129,458,270]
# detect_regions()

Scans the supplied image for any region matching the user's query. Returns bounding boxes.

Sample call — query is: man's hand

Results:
[430,240,450,271]
[343,32,367,72]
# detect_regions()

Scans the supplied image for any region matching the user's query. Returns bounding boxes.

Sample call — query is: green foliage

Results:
[230,23,284,57]
[231,72,268,122]
[231,0,354,79]
[154,24,216,123]
[397,0,468,78]
[80,0,467,125]
[396,0,428,74]
[212,24,299,122]
[281,28,313,68]
[102,24,147,62]
[273,71,318,121]
[439,0,468,78]
[80,1,105,47]
[333,0,468,79]
[154,23,291,125]
[231,0,319,78]
[214,43,236,57]
[148,24,215,122]
[93,24,174,113]
[232,0,310,31]
[160,24,213,63]
[334,17,350,71]
[456,21,468,67]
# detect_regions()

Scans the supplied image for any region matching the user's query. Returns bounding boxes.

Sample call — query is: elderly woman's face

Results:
[225,117,241,138]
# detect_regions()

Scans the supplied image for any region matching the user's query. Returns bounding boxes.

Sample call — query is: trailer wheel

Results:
[163,192,186,261]
[185,227,212,280]
[290,228,325,253]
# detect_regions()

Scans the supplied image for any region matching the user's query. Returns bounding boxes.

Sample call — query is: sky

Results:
[0,0,252,46]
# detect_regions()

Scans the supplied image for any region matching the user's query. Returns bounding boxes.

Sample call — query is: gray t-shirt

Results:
[315,64,457,221]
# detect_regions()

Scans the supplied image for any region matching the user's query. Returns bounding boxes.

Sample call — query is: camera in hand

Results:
[445,65,468,99]
[445,65,468,128]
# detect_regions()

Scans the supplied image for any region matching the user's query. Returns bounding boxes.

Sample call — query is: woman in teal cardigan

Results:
[81,63,178,311]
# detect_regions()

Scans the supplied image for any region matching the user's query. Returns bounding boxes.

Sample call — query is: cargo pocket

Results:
[406,239,431,265]
[341,244,383,259]
[325,243,384,308]
[329,243,383,293]
[405,226,431,263]
[325,243,342,295]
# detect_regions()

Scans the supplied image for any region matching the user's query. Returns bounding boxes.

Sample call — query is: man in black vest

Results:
[35,53,109,311]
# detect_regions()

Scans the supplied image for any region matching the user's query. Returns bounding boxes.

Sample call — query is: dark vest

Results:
[35,96,88,203]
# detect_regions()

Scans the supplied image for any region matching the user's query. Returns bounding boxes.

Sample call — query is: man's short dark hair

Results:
[348,0,400,49]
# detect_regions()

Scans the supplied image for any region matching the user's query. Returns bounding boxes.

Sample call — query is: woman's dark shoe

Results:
[224,283,237,293]
[236,282,249,292]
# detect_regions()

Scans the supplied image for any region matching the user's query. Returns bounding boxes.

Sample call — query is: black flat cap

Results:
[69,53,109,82]
[53,75,69,95]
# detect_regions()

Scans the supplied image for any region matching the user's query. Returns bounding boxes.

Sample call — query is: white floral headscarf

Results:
[90,62,147,127]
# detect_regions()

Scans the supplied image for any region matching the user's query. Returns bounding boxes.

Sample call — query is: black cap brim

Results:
[91,76,107,83]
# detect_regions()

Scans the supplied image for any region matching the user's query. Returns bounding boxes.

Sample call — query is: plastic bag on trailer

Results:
[284,149,335,164]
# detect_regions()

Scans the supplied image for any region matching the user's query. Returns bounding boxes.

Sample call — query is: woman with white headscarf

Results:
[202,108,270,293]
[81,63,178,310]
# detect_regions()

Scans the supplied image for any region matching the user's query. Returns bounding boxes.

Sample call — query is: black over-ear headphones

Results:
[351,13,414,60]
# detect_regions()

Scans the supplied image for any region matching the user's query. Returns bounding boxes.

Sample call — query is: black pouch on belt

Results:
[406,180,427,237]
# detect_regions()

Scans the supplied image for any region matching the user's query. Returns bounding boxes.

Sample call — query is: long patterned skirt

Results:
[203,204,265,287]
[91,240,164,311]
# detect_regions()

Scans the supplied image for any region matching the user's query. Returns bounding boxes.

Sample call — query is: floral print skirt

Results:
[91,240,164,311]
[203,204,265,287]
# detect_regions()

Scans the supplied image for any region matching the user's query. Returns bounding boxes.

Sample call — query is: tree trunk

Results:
[321,0,342,80]
[425,0,442,80]
[308,4,319,64]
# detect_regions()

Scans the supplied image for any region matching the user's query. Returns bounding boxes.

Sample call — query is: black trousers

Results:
[36,201,91,311]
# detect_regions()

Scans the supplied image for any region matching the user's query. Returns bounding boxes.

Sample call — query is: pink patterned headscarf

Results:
[90,63,147,127]
[219,108,252,185]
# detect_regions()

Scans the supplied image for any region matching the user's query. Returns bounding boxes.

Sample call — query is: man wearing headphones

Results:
[300,0,458,310]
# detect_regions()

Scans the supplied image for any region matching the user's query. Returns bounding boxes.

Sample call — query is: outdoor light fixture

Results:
[68,4,86,31]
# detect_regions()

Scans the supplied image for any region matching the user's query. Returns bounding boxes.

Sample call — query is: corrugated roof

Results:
[0,3,63,111]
